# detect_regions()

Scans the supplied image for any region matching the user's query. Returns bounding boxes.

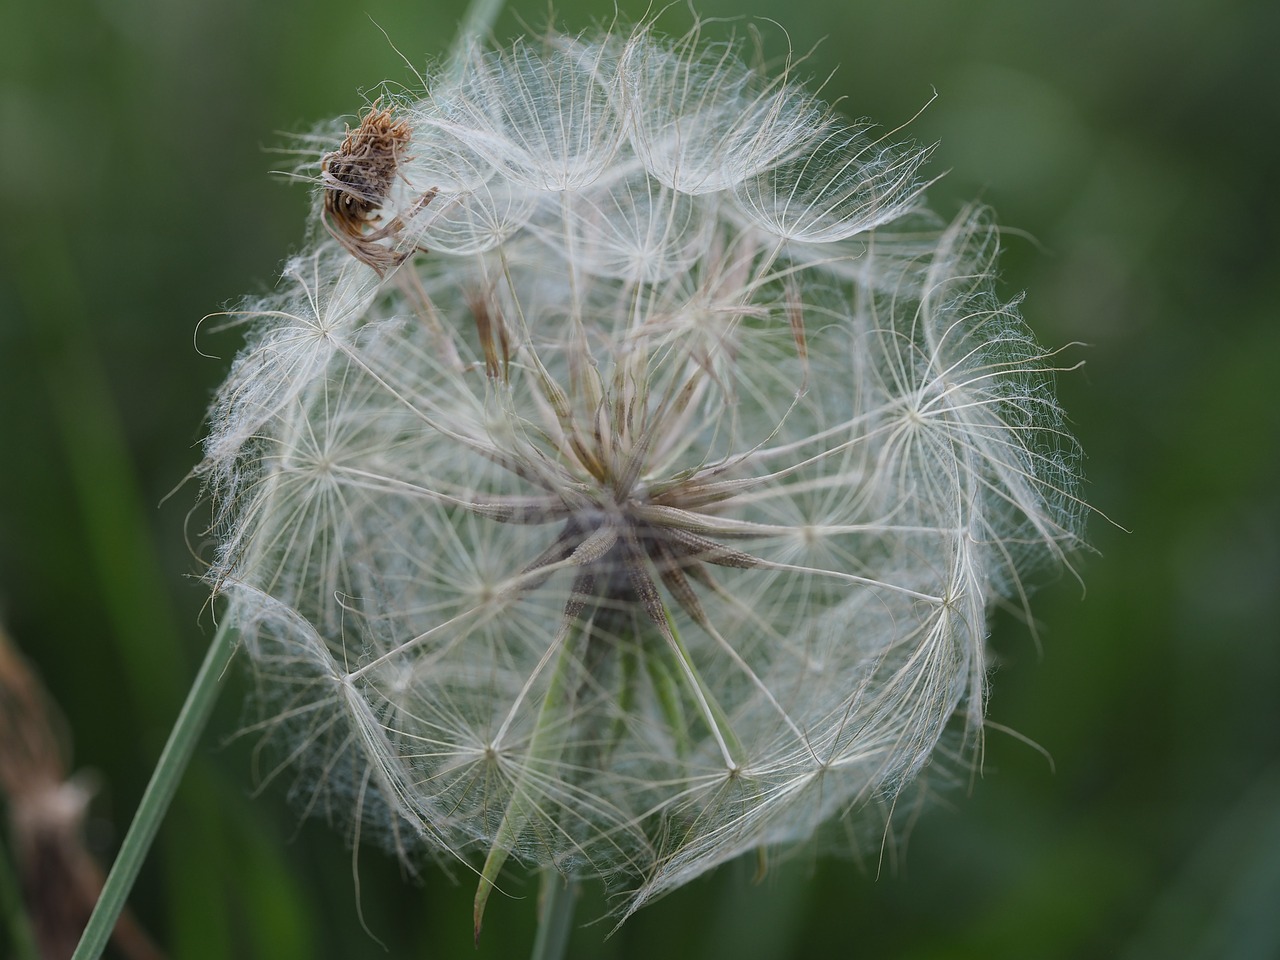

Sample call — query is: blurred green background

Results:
[2,0,1277,957]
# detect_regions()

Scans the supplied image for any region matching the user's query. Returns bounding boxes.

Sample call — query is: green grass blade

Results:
[70,620,238,960]
[530,868,577,960]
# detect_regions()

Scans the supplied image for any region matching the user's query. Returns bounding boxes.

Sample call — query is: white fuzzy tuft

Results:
[201,23,1086,920]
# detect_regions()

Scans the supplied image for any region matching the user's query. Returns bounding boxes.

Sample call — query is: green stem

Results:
[663,609,744,760]
[70,620,238,960]
[445,0,505,86]
[530,869,577,960]
[473,612,583,940]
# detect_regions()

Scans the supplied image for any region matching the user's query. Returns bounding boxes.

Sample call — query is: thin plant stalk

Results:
[474,606,586,939]
[70,620,238,960]
[445,0,505,86]
[531,868,577,960]
[71,2,509,957]
[73,4,509,955]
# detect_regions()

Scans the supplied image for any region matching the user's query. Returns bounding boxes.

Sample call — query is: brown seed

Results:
[468,291,511,383]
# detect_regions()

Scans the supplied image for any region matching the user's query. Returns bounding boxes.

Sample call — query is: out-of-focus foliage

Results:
[1,1,1276,958]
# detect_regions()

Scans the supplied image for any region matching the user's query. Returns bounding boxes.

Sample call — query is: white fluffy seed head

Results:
[201,23,1086,920]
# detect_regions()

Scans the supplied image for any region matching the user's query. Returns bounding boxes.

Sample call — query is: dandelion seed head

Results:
[202,22,1086,920]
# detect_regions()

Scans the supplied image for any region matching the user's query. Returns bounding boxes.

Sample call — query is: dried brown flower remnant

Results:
[321,102,433,274]
[0,626,166,960]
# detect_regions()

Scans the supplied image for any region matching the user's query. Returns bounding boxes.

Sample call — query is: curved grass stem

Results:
[531,868,577,960]
[70,620,238,960]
